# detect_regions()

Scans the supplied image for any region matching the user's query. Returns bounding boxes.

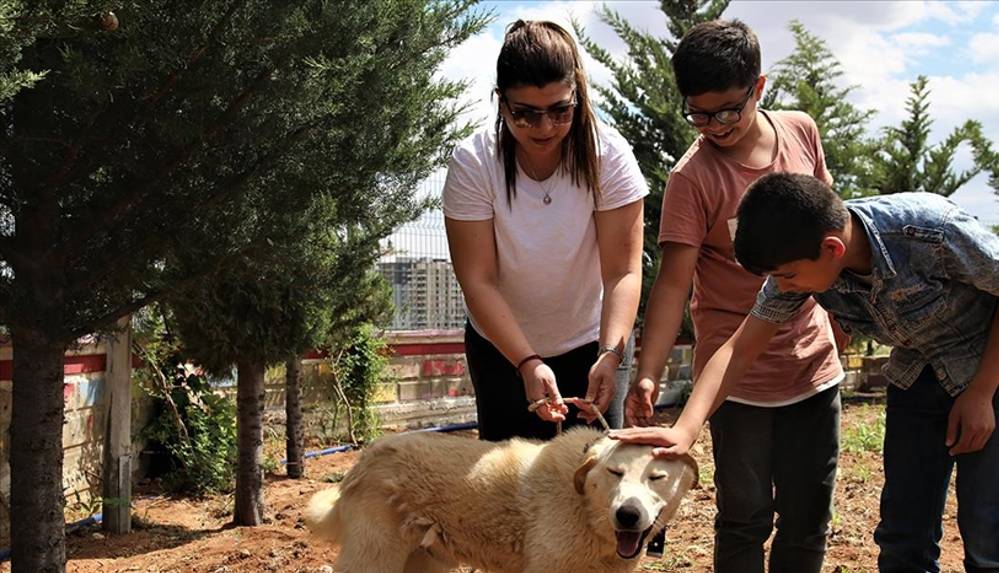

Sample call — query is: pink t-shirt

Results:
[658,110,843,405]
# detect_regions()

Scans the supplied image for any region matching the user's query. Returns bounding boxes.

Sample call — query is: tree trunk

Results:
[234,358,266,525]
[285,356,304,479]
[9,327,67,572]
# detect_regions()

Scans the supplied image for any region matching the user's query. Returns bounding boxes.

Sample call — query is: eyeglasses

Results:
[502,98,576,128]
[682,86,755,128]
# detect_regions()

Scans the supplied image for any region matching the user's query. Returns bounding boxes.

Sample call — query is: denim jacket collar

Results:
[832,206,898,300]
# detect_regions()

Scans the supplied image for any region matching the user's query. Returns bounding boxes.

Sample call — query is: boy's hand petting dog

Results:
[608,425,697,458]
[522,361,568,422]
[946,386,997,455]
[625,377,660,427]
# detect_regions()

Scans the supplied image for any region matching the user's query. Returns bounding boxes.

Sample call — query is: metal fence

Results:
[379,173,465,331]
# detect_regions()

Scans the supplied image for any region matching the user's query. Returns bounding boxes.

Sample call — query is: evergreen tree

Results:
[169,201,395,525]
[576,0,727,327]
[0,1,486,569]
[872,75,999,197]
[763,20,878,197]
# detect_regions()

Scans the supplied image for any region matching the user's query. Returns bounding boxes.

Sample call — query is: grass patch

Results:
[846,459,876,483]
[841,406,886,454]
[643,550,693,571]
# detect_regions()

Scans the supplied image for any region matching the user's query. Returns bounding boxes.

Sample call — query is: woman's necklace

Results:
[521,154,559,205]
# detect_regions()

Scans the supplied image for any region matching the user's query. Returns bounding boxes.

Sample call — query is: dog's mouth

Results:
[615,526,652,559]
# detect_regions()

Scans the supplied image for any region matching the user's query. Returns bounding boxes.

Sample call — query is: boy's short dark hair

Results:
[672,20,760,96]
[734,173,849,275]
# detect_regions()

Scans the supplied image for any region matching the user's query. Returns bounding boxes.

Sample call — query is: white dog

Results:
[305,426,698,573]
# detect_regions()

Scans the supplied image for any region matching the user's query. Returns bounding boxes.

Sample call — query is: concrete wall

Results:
[0,339,154,542]
[257,330,697,432]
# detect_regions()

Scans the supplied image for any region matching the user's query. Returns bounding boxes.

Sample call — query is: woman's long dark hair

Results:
[494,20,600,205]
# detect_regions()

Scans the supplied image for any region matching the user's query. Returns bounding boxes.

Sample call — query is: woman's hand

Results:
[580,351,620,423]
[522,359,568,422]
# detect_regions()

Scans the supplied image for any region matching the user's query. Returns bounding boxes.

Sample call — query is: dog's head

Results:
[573,437,698,560]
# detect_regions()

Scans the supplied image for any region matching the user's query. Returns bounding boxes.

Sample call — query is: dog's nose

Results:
[615,501,643,529]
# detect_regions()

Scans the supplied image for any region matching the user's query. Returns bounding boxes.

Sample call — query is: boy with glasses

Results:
[624,20,844,572]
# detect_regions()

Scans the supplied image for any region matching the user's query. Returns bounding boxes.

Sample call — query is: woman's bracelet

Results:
[598,344,625,363]
[515,353,543,375]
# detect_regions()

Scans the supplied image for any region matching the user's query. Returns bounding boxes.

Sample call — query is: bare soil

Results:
[1,395,966,573]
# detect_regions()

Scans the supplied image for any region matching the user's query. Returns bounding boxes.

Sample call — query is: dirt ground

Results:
[2,395,966,573]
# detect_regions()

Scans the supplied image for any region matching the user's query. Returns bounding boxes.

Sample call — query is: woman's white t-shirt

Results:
[442,123,648,357]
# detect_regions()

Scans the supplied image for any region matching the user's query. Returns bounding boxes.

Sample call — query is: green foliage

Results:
[133,305,237,495]
[170,208,394,377]
[143,368,238,495]
[763,21,878,198]
[260,428,282,476]
[1,0,489,343]
[576,0,727,327]
[323,323,389,443]
[842,406,886,454]
[871,76,999,197]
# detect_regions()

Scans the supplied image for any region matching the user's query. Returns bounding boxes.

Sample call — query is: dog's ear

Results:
[574,454,598,495]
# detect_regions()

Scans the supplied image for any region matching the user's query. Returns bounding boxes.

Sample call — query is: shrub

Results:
[134,307,237,495]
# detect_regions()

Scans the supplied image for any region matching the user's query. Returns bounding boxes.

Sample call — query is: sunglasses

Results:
[502,97,576,129]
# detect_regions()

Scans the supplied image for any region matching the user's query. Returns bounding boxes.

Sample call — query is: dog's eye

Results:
[606,468,624,477]
[649,474,667,481]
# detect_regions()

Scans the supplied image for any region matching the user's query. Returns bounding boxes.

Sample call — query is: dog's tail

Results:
[304,485,344,541]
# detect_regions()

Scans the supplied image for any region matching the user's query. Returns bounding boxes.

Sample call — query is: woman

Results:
[443,20,647,441]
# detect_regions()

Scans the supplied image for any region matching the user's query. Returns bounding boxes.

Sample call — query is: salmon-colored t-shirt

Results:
[658,110,843,405]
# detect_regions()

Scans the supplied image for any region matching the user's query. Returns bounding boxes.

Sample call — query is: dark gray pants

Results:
[709,384,840,573]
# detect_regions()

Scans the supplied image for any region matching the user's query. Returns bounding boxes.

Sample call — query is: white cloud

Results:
[893,32,950,49]
[439,26,503,130]
[950,177,998,226]
[969,33,999,66]
[918,73,999,139]
[922,0,988,25]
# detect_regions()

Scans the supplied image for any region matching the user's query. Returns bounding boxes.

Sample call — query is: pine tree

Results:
[872,76,999,197]
[576,0,727,326]
[0,1,486,569]
[168,199,395,525]
[763,21,878,198]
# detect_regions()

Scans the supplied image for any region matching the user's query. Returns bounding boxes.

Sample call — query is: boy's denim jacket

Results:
[752,193,999,396]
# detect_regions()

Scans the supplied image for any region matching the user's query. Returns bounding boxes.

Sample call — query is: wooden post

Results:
[102,316,132,534]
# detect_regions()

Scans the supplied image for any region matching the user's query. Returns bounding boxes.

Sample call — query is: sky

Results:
[436,0,999,224]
